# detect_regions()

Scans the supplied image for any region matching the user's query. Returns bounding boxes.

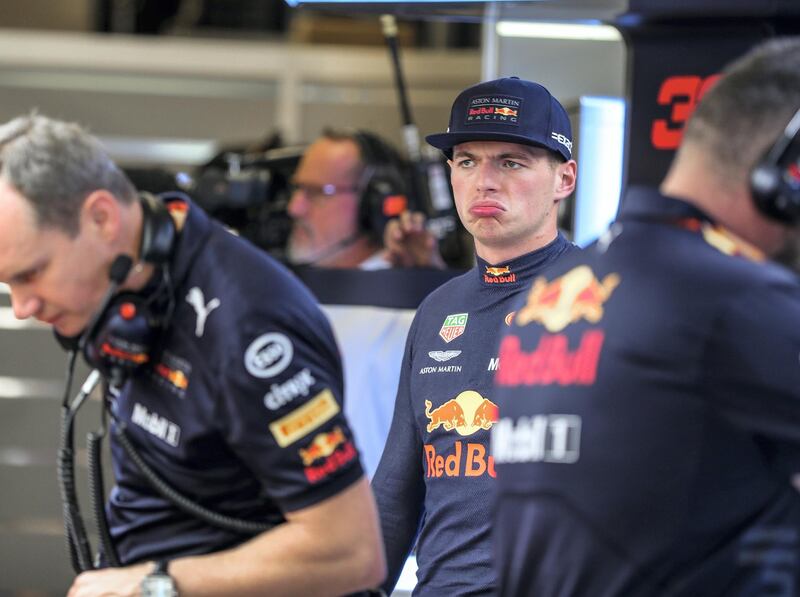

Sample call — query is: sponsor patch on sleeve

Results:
[269,388,340,447]
[244,333,293,378]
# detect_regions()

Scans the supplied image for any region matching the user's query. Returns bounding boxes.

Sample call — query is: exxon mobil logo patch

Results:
[439,313,468,343]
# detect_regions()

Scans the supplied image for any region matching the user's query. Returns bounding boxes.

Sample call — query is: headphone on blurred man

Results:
[750,106,800,224]
[347,130,411,241]
[69,192,177,384]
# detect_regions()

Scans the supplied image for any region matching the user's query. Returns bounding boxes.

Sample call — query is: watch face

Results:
[141,573,177,597]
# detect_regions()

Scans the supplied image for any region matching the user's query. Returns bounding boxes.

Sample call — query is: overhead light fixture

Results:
[496,21,621,41]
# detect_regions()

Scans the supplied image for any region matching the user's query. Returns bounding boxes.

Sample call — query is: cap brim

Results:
[425,131,564,159]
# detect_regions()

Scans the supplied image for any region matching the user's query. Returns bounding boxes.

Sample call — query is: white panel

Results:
[574,96,626,246]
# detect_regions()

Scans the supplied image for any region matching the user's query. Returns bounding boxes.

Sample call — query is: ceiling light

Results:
[496,21,621,41]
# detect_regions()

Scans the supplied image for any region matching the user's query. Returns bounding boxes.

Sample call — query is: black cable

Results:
[58,356,96,572]
[60,368,103,572]
[58,351,82,573]
[88,416,120,567]
[114,422,280,535]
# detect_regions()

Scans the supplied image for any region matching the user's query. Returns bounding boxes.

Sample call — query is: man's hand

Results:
[68,561,152,597]
[384,211,446,269]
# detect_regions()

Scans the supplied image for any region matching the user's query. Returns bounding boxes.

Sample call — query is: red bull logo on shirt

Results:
[299,426,357,483]
[424,391,498,478]
[424,441,496,478]
[148,350,192,397]
[439,313,468,343]
[299,426,346,466]
[154,363,189,391]
[516,265,620,332]
[496,330,605,386]
[425,390,498,436]
[484,265,516,284]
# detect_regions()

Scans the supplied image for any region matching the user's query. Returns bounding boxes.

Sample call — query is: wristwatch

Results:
[141,560,178,597]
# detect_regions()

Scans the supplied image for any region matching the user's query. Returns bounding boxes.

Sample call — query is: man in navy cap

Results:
[493,38,800,596]
[371,76,578,595]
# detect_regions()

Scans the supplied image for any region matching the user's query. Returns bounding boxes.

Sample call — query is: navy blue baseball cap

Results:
[426,76,573,161]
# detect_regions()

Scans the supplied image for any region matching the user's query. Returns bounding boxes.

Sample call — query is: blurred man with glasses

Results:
[287,129,411,270]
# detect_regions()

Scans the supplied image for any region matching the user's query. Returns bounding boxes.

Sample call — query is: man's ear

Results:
[81,189,121,243]
[555,160,577,200]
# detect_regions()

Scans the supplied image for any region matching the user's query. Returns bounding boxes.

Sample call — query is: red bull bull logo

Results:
[484,265,516,284]
[516,265,620,332]
[299,426,357,483]
[495,330,605,386]
[439,313,468,343]
[486,266,510,276]
[299,426,346,465]
[425,390,498,436]
[154,363,189,391]
[494,107,518,117]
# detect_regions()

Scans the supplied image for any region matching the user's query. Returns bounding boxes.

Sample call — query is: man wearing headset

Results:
[493,38,800,596]
[371,76,578,595]
[0,114,385,596]
[286,128,411,269]
[286,128,448,482]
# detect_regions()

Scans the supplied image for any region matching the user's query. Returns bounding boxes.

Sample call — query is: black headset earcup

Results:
[750,162,800,223]
[750,163,781,215]
[359,168,409,239]
[353,131,410,239]
[749,107,800,224]
[139,192,176,264]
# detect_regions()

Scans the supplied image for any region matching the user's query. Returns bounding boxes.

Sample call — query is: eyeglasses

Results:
[288,181,359,200]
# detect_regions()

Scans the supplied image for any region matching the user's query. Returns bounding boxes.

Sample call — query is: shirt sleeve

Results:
[372,315,426,594]
[217,280,364,513]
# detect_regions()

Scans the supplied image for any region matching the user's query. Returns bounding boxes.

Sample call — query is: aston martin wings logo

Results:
[428,350,462,362]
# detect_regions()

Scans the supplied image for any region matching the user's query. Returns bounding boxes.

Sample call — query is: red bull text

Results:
[424,441,496,478]
[495,330,605,386]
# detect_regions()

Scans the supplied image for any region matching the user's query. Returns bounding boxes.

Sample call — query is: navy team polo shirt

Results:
[107,195,363,564]
[374,233,577,596]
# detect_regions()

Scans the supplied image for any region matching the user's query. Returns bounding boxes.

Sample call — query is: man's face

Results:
[286,137,363,265]
[449,141,576,262]
[0,179,111,337]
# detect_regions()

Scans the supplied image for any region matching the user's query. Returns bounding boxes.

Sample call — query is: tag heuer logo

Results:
[439,313,468,343]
